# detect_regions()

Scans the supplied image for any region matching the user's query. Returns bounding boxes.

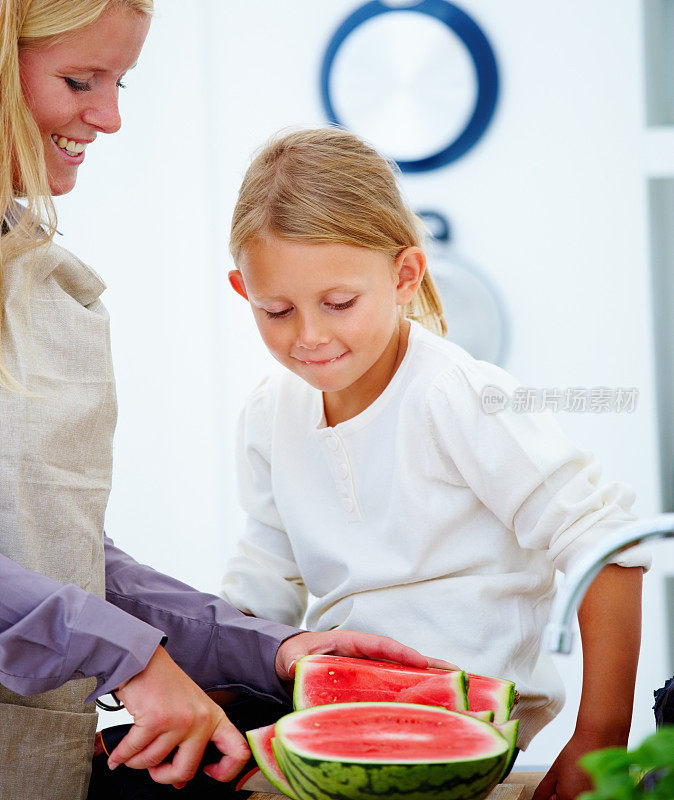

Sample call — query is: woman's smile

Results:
[50,134,90,156]
[49,134,89,165]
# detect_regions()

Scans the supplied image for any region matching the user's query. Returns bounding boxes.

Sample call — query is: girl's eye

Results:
[265,307,293,319]
[64,77,91,92]
[64,77,126,91]
[327,298,357,311]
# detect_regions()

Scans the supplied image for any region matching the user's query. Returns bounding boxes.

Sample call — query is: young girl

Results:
[222,128,647,800]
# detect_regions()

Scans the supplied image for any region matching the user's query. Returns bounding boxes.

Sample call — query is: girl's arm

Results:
[533,563,643,800]
[222,382,308,626]
[221,526,308,626]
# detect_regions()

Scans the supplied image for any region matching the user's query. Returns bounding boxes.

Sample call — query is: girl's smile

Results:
[292,353,348,366]
[230,236,424,425]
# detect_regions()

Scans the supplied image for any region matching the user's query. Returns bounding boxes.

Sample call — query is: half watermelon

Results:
[272,702,509,800]
[293,655,468,712]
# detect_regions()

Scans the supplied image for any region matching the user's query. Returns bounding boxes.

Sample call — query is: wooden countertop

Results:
[503,772,546,800]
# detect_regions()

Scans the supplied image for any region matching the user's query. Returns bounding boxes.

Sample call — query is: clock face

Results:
[328,12,477,163]
[321,0,499,172]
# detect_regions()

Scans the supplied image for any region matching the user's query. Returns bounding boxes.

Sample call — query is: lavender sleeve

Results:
[103,535,300,703]
[0,538,300,706]
[0,551,164,702]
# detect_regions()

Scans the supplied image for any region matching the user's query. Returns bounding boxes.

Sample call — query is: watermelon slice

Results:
[467,673,516,724]
[273,702,509,800]
[247,723,298,799]
[293,655,468,712]
[461,709,495,722]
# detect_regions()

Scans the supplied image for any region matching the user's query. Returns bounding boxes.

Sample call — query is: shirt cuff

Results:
[68,592,165,704]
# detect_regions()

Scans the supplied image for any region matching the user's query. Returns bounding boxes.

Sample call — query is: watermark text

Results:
[480,385,638,414]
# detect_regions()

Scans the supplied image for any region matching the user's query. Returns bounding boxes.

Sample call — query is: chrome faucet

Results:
[542,513,674,654]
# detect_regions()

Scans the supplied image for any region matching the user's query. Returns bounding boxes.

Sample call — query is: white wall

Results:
[55,0,671,765]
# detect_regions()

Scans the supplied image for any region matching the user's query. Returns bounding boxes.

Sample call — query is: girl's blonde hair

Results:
[0,0,153,387]
[230,127,448,337]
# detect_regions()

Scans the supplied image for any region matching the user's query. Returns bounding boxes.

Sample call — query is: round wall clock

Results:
[320,0,499,172]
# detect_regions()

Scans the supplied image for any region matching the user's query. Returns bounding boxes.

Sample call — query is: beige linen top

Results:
[0,235,116,800]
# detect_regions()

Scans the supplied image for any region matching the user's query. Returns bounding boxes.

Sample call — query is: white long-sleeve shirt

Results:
[221,320,648,747]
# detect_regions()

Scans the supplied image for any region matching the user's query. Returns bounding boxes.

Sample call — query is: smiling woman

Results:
[17,3,149,196]
[0,6,155,794]
[0,0,152,394]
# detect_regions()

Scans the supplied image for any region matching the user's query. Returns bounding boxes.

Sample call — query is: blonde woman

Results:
[223,127,647,800]
[0,5,443,799]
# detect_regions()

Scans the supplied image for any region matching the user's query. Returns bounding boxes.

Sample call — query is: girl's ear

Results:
[394,247,426,305]
[228,270,249,301]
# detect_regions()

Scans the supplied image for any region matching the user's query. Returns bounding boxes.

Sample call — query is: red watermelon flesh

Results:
[467,673,516,724]
[246,723,298,799]
[280,703,503,761]
[293,654,468,712]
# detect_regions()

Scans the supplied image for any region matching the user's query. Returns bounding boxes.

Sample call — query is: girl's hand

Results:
[275,629,459,680]
[532,726,626,800]
[110,646,250,788]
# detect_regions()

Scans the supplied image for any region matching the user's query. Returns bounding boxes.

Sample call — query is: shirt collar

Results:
[4,202,106,306]
[48,247,107,306]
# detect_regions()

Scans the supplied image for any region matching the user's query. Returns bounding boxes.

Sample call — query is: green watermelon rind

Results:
[293,655,468,712]
[492,719,520,782]
[274,702,509,800]
[246,725,298,800]
[453,670,469,711]
[459,709,495,722]
[275,739,505,800]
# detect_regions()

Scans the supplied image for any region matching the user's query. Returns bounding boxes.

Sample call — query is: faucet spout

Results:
[542,513,674,654]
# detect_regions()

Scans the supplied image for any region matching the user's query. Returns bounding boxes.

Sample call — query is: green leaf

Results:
[578,727,674,797]
[580,747,632,780]
[633,727,674,771]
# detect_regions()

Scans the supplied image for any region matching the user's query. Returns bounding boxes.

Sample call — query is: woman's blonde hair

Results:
[230,127,447,337]
[0,0,153,387]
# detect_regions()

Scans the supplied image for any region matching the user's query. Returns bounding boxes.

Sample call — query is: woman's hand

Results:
[109,646,250,788]
[275,629,458,680]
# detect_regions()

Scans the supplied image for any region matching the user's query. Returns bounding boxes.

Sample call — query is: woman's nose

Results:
[81,87,122,134]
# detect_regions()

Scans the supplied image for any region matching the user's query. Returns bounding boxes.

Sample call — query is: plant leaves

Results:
[633,727,674,771]
[578,726,674,798]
